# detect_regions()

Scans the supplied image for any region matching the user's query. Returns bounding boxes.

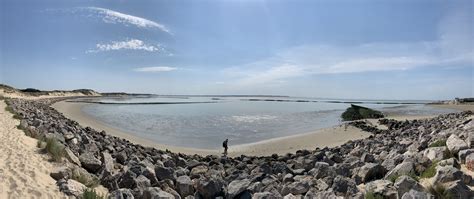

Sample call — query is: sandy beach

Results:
[53,100,374,157]
[0,100,65,198]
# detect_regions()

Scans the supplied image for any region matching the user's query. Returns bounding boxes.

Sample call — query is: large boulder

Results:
[433,166,467,184]
[444,180,473,199]
[401,189,432,199]
[253,192,282,199]
[227,179,251,199]
[57,179,86,197]
[281,181,310,196]
[176,175,194,197]
[465,153,474,171]
[458,149,474,164]
[393,175,423,197]
[384,162,415,180]
[190,165,208,178]
[341,104,383,121]
[79,152,102,173]
[446,134,468,154]
[422,147,447,161]
[142,187,175,199]
[195,177,223,198]
[354,163,387,183]
[109,188,135,199]
[331,176,358,196]
[155,166,174,181]
[100,152,115,177]
[364,180,397,199]
[64,148,81,166]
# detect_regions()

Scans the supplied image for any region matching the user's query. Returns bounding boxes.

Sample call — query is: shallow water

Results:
[81,97,456,149]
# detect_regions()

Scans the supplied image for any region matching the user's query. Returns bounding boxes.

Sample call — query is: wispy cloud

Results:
[87,39,163,53]
[222,7,473,87]
[134,66,177,72]
[78,7,171,34]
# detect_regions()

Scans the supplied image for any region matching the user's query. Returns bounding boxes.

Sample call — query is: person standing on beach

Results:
[223,139,228,156]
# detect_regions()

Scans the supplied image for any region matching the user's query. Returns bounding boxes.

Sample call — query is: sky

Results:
[0,0,473,100]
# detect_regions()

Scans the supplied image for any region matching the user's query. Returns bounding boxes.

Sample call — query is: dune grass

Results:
[81,188,106,199]
[45,137,65,162]
[420,161,439,179]
[429,139,446,148]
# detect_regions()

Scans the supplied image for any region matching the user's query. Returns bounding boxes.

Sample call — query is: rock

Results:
[64,148,81,166]
[118,170,137,189]
[361,153,375,163]
[446,134,468,154]
[309,162,334,179]
[437,158,460,169]
[305,190,342,199]
[227,179,251,199]
[283,193,301,199]
[354,163,387,183]
[253,192,282,199]
[467,131,474,147]
[401,189,432,199]
[79,152,102,173]
[394,175,423,197]
[135,175,151,190]
[116,151,128,164]
[384,162,415,180]
[190,165,208,178]
[50,166,71,180]
[155,166,174,181]
[142,187,176,199]
[364,180,397,199]
[444,180,473,199]
[64,131,75,140]
[110,188,135,199]
[57,179,86,197]
[281,181,310,196]
[433,166,466,184]
[100,152,115,177]
[331,175,358,195]
[458,149,474,164]
[466,153,474,171]
[176,175,194,197]
[422,147,447,161]
[196,177,223,198]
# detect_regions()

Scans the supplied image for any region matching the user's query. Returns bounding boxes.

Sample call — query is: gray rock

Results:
[437,158,460,169]
[354,163,387,183]
[305,190,342,199]
[57,179,86,197]
[361,153,375,163]
[283,193,301,199]
[309,162,334,179]
[444,180,473,199]
[176,175,194,197]
[433,166,466,184]
[79,152,102,173]
[135,175,151,190]
[394,175,423,197]
[100,152,115,177]
[155,166,174,181]
[458,149,474,164]
[422,147,447,161]
[190,165,208,178]
[142,187,176,199]
[50,166,71,180]
[466,153,474,172]
[253,191,282,199]
[401,189,432,199]
[118,170,137,189]
[196,177,223,198]
[227,179,251,199]
[364,180,397,199]
[331,175,358,195]
[384,162,415,180]
[110,188,135,199]
[64,148,81,166]
[281,181,310,196]
[446,134,468,154]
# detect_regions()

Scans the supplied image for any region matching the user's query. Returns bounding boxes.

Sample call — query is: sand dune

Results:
[0,101,66,198]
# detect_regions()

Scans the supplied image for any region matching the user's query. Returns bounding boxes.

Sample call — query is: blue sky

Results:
[0,0,472,100]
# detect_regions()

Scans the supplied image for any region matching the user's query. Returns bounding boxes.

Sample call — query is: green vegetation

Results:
[37,138,46,149]
[341,104,384,121]
[72,169,100,188]
[81,188,106,199]
[427,184,453,199]
[4,105,21,119]
[388,172,419,183]
[365,191,385,199]
[429,139,446,147]
[420,161,439,179]
[45,137,65,162]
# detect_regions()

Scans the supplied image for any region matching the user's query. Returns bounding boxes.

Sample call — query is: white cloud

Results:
[134,66,177,72]
[82,7,171,34]
[222,7,473,87]
[88,39,163,53]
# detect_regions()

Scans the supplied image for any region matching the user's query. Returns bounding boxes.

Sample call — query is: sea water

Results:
[81,97,455,149]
